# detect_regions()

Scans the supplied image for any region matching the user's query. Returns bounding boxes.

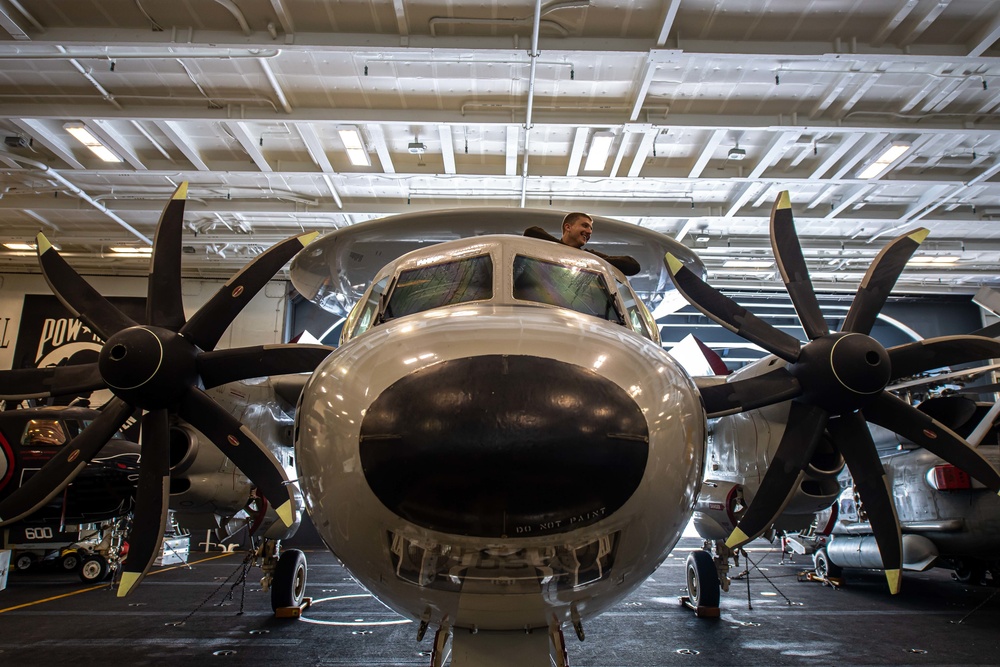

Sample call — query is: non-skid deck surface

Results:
[1,537,997,666]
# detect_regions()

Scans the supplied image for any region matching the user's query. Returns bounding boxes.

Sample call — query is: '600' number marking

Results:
[24,527,54,540]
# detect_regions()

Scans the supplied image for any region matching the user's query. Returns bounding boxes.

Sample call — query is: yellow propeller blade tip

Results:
[908,228,929,244]
[36,233,52,254]
[725,527,750,549]
[777,190,791,209]
[885,569,901,595]
[172,182,189,200]
[299,231,320,247]
[117,572,141,598]
[664,253,683,276]
[275,499,294,527]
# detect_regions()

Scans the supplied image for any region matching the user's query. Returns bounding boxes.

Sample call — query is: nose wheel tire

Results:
[271,548,308,612]
[684,550,721,616]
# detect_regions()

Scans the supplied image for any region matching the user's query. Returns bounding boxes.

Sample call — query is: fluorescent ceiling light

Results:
[338,128,371,166]
[907,256,959,265]
[64,122,122,163]
[723,259,774,268]
[109,246,153,254]
[583,132,615,172]
[858,142,910,179]
[4,242,35,250]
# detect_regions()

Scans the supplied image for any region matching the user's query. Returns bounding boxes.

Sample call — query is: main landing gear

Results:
[258,539,310,617]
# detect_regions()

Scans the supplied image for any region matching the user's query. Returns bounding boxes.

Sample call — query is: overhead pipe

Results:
[0,149,151,245]
[212,0,253,36]
[0,47,280,59]
[519,0,543,208]
[56,46,123,111]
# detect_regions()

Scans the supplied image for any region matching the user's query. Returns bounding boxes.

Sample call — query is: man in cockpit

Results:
[524,212,641,276]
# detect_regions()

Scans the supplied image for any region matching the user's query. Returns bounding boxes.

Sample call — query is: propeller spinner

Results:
[666,190,1000,594]
[0,183,333,596]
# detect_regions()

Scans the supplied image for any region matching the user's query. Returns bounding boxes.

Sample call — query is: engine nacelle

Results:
[692,480,744,541]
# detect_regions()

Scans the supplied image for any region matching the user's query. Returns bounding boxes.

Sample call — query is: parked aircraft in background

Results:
[0,183,332,606]
[795,394,1000,586]
[2,186,999,666]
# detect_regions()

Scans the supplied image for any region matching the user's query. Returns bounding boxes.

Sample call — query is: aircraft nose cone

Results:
[360,355,649,538]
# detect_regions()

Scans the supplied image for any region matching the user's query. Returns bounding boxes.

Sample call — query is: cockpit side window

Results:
[513,255,623,324]
[343,275,390,344]
[615,278,659,343]
[382,254,493,321]
[21,419,67,446]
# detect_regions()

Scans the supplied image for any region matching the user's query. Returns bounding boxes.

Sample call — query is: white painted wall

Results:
[0,273,288,371]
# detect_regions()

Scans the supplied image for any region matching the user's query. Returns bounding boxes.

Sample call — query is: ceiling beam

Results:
[968,11,1000,57]
[627,129,657,178]
[367,125,395,174]
[688,129,727,178]
[227,122,273,172]
[10,118,85,169]
[899,0,952,47]
[0,1,29,40]
[656,0,683,46]
[297,124,334,173]
[872,0,920,47]
[747,131,801,179]
[438,125,456,174]
[154,120,209,171]
[506,126,520,177]
[566,127,587,177]
[87,119,146,170]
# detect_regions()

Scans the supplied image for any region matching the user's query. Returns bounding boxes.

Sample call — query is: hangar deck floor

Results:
[1,536,997,666]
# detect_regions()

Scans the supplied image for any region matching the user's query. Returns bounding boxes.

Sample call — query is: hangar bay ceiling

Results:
[0,0,998,297]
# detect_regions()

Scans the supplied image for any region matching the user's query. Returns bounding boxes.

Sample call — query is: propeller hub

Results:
[99,326,198,409]
[792,332,890,413]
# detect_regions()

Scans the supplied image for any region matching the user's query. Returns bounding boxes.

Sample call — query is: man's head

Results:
[561,212,593,248]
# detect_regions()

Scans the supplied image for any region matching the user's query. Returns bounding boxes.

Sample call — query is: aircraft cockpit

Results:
[339,235,659,346]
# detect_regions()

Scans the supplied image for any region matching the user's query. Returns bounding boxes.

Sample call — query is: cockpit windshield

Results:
[383,254,493,321]
[513,255,622,323]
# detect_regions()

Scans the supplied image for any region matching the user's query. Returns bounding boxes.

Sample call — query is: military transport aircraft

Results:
[2,185,1000,666]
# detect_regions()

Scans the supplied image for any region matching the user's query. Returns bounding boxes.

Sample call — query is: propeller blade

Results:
[146,183,189,330]
[118,408,170,597]
[698,367,802,418]
[956,382,1000,395]
[865,391,1000,493]
[0,397,134,526]
[726,401,829,548]
[770,191,828,340]
[37,234,137,340]
[971,320,1000,339]
[177,387,296,528]
[197,344,334,389]
[842,228,928,335]
[180,232,319,352]
[0,362,105,400]
[665,253,802,362]
[887,335,1000,381]
[828,411,903,594]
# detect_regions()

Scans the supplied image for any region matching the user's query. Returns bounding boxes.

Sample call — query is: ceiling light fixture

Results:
[727,146,747,160]
[858,142,911,180]
[4,242,35,251]
[338,128,371,166]
[583,131,615,172]
[64,122,122,163]
[109,246,153,255]
[906,256,959,266]
[723,259,774,268]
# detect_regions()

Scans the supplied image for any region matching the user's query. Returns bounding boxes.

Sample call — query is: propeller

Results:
[0,182,334,596]
[666,190,1000,594]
